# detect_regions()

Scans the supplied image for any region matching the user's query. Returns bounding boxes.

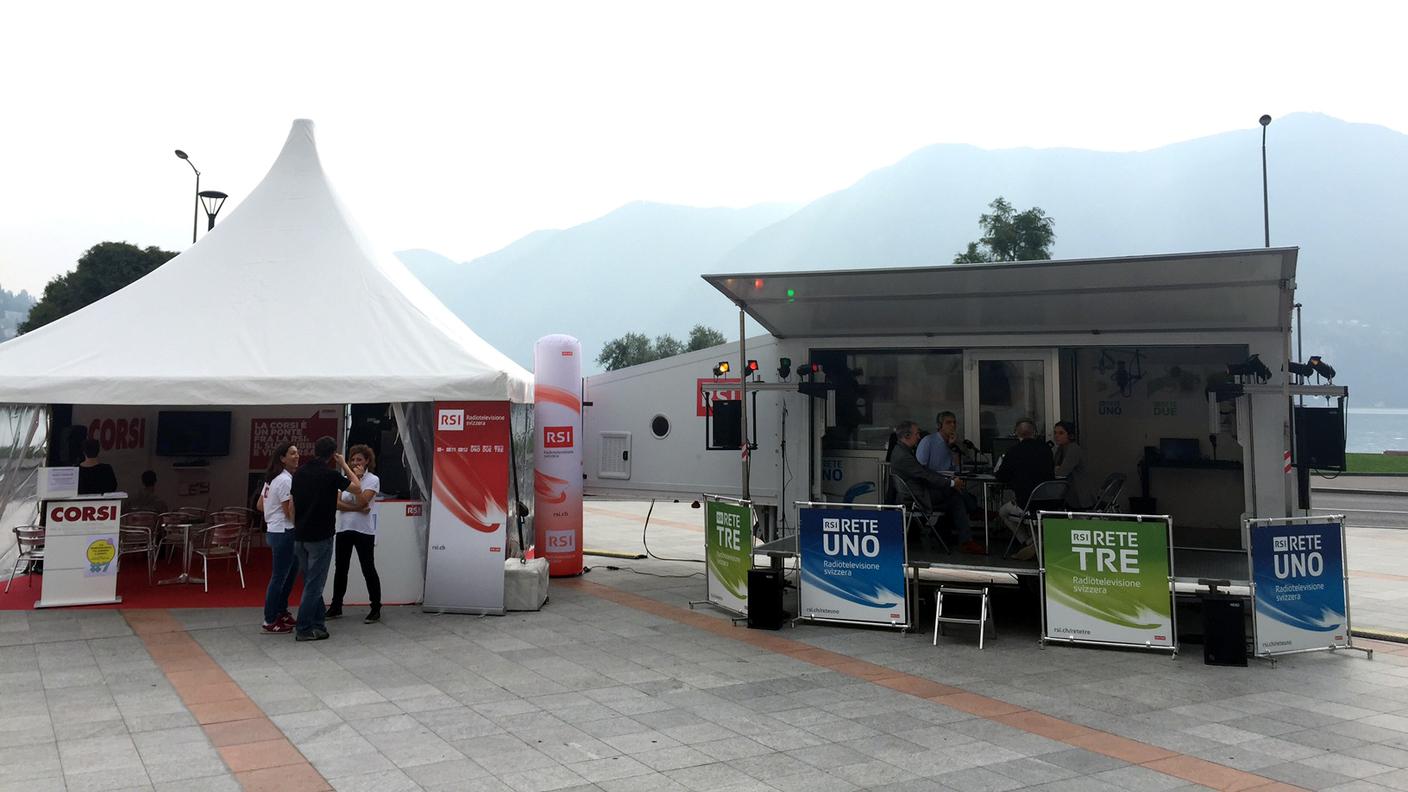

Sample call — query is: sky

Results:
[2,0,1405,295]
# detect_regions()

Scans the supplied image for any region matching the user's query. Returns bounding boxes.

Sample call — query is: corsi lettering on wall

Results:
[87,417,146,451]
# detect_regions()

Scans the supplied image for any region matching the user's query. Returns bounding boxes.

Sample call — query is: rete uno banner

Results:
[424,401,510,614]
[705,498,751,615]
[1250,519,1349,655]
[1042,516,1175,650]
[798,506,908,627]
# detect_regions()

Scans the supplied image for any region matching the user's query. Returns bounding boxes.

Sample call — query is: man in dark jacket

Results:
[290,436,361,641]
[995,419,1056,560]
[888,420,983,554]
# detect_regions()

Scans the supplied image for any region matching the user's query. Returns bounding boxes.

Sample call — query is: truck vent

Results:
[599,431,631,480]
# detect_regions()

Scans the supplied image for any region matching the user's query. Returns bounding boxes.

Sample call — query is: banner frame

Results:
[689,494,753,617]
[794,500,910,630]
[1246,513,1373,662]
[1038,510,1178,656]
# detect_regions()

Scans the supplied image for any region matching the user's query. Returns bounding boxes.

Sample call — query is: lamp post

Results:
[174,150,200,244]
[198,191,228,231]
[1259,114,1272,248]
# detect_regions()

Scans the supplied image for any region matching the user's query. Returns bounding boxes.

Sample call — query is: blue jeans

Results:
[263,531,299,625]
[294,538,334,633]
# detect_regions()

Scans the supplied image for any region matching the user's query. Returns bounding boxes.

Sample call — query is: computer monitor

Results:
[1159,437,1201,463]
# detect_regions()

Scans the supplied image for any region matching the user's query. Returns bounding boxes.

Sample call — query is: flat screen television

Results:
[156,411,232,457]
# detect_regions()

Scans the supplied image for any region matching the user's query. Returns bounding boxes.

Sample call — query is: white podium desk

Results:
[36,493,126,608]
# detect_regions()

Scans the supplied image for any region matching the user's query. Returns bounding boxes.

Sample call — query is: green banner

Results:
[705,499,751,615]
[1041,516,1175,650]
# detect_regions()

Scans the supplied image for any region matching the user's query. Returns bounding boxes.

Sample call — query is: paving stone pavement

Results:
[0,501,1406,790]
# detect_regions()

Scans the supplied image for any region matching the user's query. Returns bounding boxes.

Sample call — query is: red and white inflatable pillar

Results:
[534,335,584,576]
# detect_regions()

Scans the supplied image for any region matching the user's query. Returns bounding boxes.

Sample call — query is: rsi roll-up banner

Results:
[1249,516,1354,657]
[1040,513,1176,653]
[797,503,908,628]
[424,401,510,614]
[534,335,584,577]
[701,496,751,616]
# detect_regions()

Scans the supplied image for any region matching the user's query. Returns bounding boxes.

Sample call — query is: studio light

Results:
[712,361,730,377]
[1308,356,1336,381]
[795,362,821,378]
[1287,361,1314,378]
[777,357,792,380]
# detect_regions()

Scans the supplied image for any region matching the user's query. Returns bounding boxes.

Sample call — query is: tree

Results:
[20,242,177,334]
[686,324,727,351]
[952,197,1055,264]
[596,324,729,370]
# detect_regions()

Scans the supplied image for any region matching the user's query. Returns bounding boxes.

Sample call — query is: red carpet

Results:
[0,546,305,610]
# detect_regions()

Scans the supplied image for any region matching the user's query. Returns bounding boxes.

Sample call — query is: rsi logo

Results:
[50,505,118,523]
[405,504,423,517]
[438,409,464,431]
[546,530,577,552]
[543,426,574,448]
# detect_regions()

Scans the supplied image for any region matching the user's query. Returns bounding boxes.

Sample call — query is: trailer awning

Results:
[703,247,1297,339]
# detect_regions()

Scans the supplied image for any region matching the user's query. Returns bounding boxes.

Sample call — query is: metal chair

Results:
[1002,480,1070,558]
[177,506,209,523]
[119,511,159,583]
[5,526,45,593]
[192,522,245,593]
[890,474,951,554]
[1088,473,1127,513]
[215,507,257,561]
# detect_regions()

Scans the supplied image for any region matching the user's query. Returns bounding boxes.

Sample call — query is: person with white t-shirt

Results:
[258,442,301,634]
[328,444,381,623]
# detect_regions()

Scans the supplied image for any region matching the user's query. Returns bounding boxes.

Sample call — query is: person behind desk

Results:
[77,438,117,495]
[995,419,1055,560]
[126,470,168,515]
[890,420,984,555]
[1052,421,1086,508]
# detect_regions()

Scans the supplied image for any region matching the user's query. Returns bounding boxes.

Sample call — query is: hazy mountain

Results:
[402,113,1406,405]
[402,201,799,367]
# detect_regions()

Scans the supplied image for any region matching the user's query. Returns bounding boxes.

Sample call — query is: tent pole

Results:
[739,304,749,501]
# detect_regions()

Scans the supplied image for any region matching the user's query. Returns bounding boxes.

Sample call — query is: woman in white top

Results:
[258,442,300,633]
[328,444,381,623]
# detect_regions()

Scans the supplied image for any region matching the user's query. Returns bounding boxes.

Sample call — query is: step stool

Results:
[932,586,995,649]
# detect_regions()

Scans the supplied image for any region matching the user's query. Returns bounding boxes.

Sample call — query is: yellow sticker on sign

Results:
[85,537,117,576]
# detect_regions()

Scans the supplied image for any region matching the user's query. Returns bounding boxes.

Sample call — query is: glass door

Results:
[963,349,1060,456]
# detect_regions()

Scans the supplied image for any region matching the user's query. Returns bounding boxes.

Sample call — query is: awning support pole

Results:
[739,304,750,501]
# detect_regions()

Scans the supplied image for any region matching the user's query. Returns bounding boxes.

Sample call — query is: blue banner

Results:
[1250,520,1349,655]
[798,507,908,626]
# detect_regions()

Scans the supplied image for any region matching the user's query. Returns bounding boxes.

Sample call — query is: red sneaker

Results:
[261,621,293,634]
[277,612,296,627]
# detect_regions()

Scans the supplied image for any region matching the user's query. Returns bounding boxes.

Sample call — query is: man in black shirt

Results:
[290,436,361,641]
[77,439,118,495]
[995,419,1056,560]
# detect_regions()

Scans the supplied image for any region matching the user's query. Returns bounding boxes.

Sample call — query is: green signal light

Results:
[786,288,796,303]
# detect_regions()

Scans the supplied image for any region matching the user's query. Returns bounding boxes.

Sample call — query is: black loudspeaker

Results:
[1201,595,1248,666]
[747,568,785,630]
[711,399,742,449]
[1294,406,1347,472]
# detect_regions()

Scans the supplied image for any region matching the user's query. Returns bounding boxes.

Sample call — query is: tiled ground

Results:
[0,500,1406,791]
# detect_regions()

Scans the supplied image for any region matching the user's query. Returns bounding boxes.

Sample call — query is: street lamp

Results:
[1259,114,1272,248]
[198,191,228,231]
[174,149,200,244]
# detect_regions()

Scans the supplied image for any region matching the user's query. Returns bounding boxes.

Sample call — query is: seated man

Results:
[889,420,984,554]
[995,419,1056,560]
[126,470,168,515]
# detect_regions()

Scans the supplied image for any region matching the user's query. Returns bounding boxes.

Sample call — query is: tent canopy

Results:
[0,120,532,405]
[704,247,1297,339]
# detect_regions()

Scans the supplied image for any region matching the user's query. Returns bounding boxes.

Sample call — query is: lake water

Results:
[1347,408,1408,453]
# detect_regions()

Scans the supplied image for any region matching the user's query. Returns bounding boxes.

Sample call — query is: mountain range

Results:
[402,113,1407,406]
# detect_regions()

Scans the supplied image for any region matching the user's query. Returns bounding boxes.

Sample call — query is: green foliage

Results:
[686,324,727,351]
[953,196,1056,264]
[20,242,177,334]
[597,324,729,370]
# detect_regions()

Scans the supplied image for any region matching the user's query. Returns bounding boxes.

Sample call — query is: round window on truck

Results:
[651,415,670,438]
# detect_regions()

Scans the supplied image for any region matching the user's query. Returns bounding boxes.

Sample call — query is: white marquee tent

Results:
[0,119,532,405]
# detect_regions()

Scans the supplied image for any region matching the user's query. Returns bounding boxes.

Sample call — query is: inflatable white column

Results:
[533,335,584,576]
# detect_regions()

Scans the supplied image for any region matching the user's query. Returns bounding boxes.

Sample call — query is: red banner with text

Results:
[423,401,510,613]
[248,410,340,470]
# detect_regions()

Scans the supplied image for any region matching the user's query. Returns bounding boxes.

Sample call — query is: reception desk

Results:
[36,493,125,608]
[324,499,427,606]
